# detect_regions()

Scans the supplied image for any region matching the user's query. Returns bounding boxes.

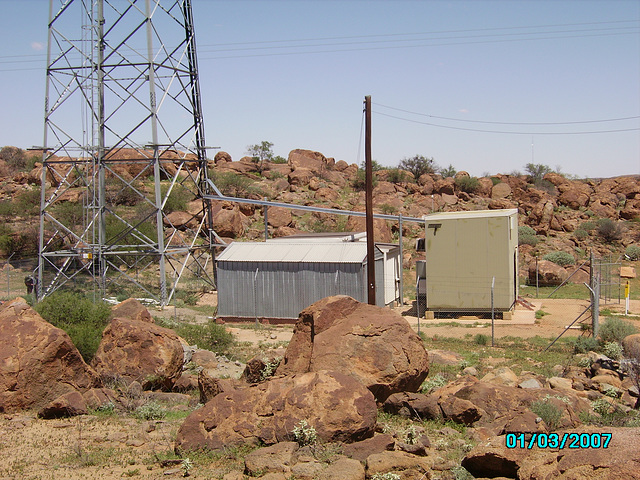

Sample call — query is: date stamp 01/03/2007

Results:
[506,432,612,450]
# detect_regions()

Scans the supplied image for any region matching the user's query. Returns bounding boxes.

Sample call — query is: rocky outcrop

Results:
[91,317,186,390]
[276,296,429,402]
[0,298,96,413]
[175,370,377,452]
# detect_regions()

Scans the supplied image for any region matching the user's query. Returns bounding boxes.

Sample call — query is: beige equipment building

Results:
[418,209,518,317]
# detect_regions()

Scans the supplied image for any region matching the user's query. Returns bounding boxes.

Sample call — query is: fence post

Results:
[491,277,495,347]
[592,274,600,338]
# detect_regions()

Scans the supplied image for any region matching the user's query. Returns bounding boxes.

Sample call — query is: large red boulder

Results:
[90,317,185,390]
[528,260,569,286]
[175,370,377,452]
[276,296,429,402]
[0,298,96,413]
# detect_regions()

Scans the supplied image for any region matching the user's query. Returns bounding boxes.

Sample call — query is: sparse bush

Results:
[270,155,287,164]
[519,235,539,246]
[162,183,192,214]
[420,373,448,394]
[530,399,562,431]
[260,357,282,381]
[35,291,111,362]
[519,225,540,246]
[474,333,489,345]
[573,229,588,241]
[542,251,575,267]
[625,245,640,261]
[169,318,234,354]
[596,218,623,243]
[133,401,166,420]
[591,398,613,416]
[573,336,599,354]
[371,474,402,480]
[519,225,536,237]
[455,176,479,193]
[0,146,28,171]
[602,341,623,360]
[209,170,261,198]
[598,317,638,345]
[292,420,317,446]
[0,200,16,216]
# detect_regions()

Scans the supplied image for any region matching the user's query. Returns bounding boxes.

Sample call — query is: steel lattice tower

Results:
[38,0,219,305]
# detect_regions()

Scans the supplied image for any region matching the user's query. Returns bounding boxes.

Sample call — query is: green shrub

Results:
[270,155,287,164]
[580,220,597,232]
[573,336,599,354]
[542,251,575,267]
[455,176,479,193]
[518,225,536,237]
[16,189,41,216]
[474,334,489,345]
[386,168,409,184]
[573,229,588,241]
[519,233,539,246]
[35,291,111,362]
[379,203,398,215]
[519,226,540,246]
[209,170,263,198]
[352,168,378,191]
[0,200,16,216]
[170,319,233,353]
[530,399,563,431]
[162,183,192,214]
[625,245,640,261]
[598,317,638,345]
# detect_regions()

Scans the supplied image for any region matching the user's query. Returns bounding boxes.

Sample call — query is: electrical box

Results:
[422,209,518,313]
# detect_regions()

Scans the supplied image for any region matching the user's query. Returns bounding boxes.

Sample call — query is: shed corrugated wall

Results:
[217,260,367,319]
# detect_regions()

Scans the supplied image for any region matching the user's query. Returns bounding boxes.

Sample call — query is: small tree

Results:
[246,141,274,173]
[524,163,552,182]
[439,164,457,178]
[398,155,436,179]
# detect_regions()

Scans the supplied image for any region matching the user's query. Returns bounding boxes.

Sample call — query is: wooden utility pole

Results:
[364,95,376,305]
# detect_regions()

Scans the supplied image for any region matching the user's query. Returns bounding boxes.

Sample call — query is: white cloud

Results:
[458,108,469,114]
[31,42,44,51]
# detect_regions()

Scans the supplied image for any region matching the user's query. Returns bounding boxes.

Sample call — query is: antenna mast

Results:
[38,0,217,305]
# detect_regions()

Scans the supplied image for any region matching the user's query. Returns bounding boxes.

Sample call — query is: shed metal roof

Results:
[423,208,517,221]
[216,241,379,263]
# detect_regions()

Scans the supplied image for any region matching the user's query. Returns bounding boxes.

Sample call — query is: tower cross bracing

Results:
[38,0,218,304]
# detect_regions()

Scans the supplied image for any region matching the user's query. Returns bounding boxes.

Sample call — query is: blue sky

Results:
[0,0,639,178]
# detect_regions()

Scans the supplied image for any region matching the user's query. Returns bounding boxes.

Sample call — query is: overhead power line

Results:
[374,103,640,126]
[0,19,638,71]
[374,111,640,135]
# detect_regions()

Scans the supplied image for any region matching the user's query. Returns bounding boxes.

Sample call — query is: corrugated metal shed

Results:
[216,241,397,321]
